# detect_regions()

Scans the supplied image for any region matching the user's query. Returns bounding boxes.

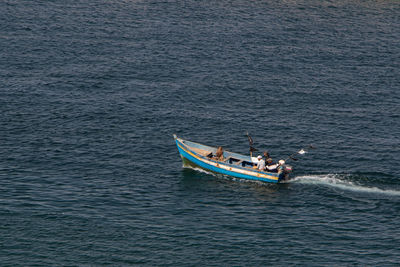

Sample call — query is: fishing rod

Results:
[285,144,315,162]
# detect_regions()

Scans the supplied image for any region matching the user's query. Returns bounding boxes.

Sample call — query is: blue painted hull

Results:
[174,135,284,183]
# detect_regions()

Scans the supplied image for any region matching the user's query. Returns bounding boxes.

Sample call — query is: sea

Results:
[1,0,399,266]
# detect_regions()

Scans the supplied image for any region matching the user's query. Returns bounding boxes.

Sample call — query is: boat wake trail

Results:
[291,174,400,196]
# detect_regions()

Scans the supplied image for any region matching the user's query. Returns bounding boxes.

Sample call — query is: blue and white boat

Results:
[174,134,292,183]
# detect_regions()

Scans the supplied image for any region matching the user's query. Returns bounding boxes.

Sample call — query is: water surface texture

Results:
[1,0,400,266]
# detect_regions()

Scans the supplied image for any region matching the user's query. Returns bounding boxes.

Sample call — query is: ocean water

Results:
[1,0,399,266]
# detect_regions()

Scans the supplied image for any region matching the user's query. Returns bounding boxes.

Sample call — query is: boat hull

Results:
[175,135,284,183]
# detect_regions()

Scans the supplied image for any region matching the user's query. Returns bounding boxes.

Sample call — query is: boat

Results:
[174,134,292,183]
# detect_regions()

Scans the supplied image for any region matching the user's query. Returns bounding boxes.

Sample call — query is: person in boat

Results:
[265,158,278,172]
[215,146,224,161]
[256,155,265,171]
[263,151,270,161]
[277,160,285,174]
[263,151,270,167]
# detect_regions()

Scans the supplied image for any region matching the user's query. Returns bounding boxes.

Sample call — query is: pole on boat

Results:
[246,132,258,157]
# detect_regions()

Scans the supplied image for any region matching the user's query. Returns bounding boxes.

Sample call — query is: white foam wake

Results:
[291,174,400,196]
[182,164,217,176]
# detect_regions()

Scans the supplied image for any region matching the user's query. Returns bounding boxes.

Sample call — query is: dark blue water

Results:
[1,0,399,265]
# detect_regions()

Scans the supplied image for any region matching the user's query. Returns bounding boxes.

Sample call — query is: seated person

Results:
[265,158,278,172]
[215,146,224,161]
[277,160,286,174]
[256,155,265,171]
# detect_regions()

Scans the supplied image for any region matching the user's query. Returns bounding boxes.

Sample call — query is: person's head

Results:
[257,155,262,160]
[263,151,269,157]
[266,158,272,163]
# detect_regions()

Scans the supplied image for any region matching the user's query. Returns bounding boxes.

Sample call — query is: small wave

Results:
[182,164,217,176]
[291,174,400,196]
